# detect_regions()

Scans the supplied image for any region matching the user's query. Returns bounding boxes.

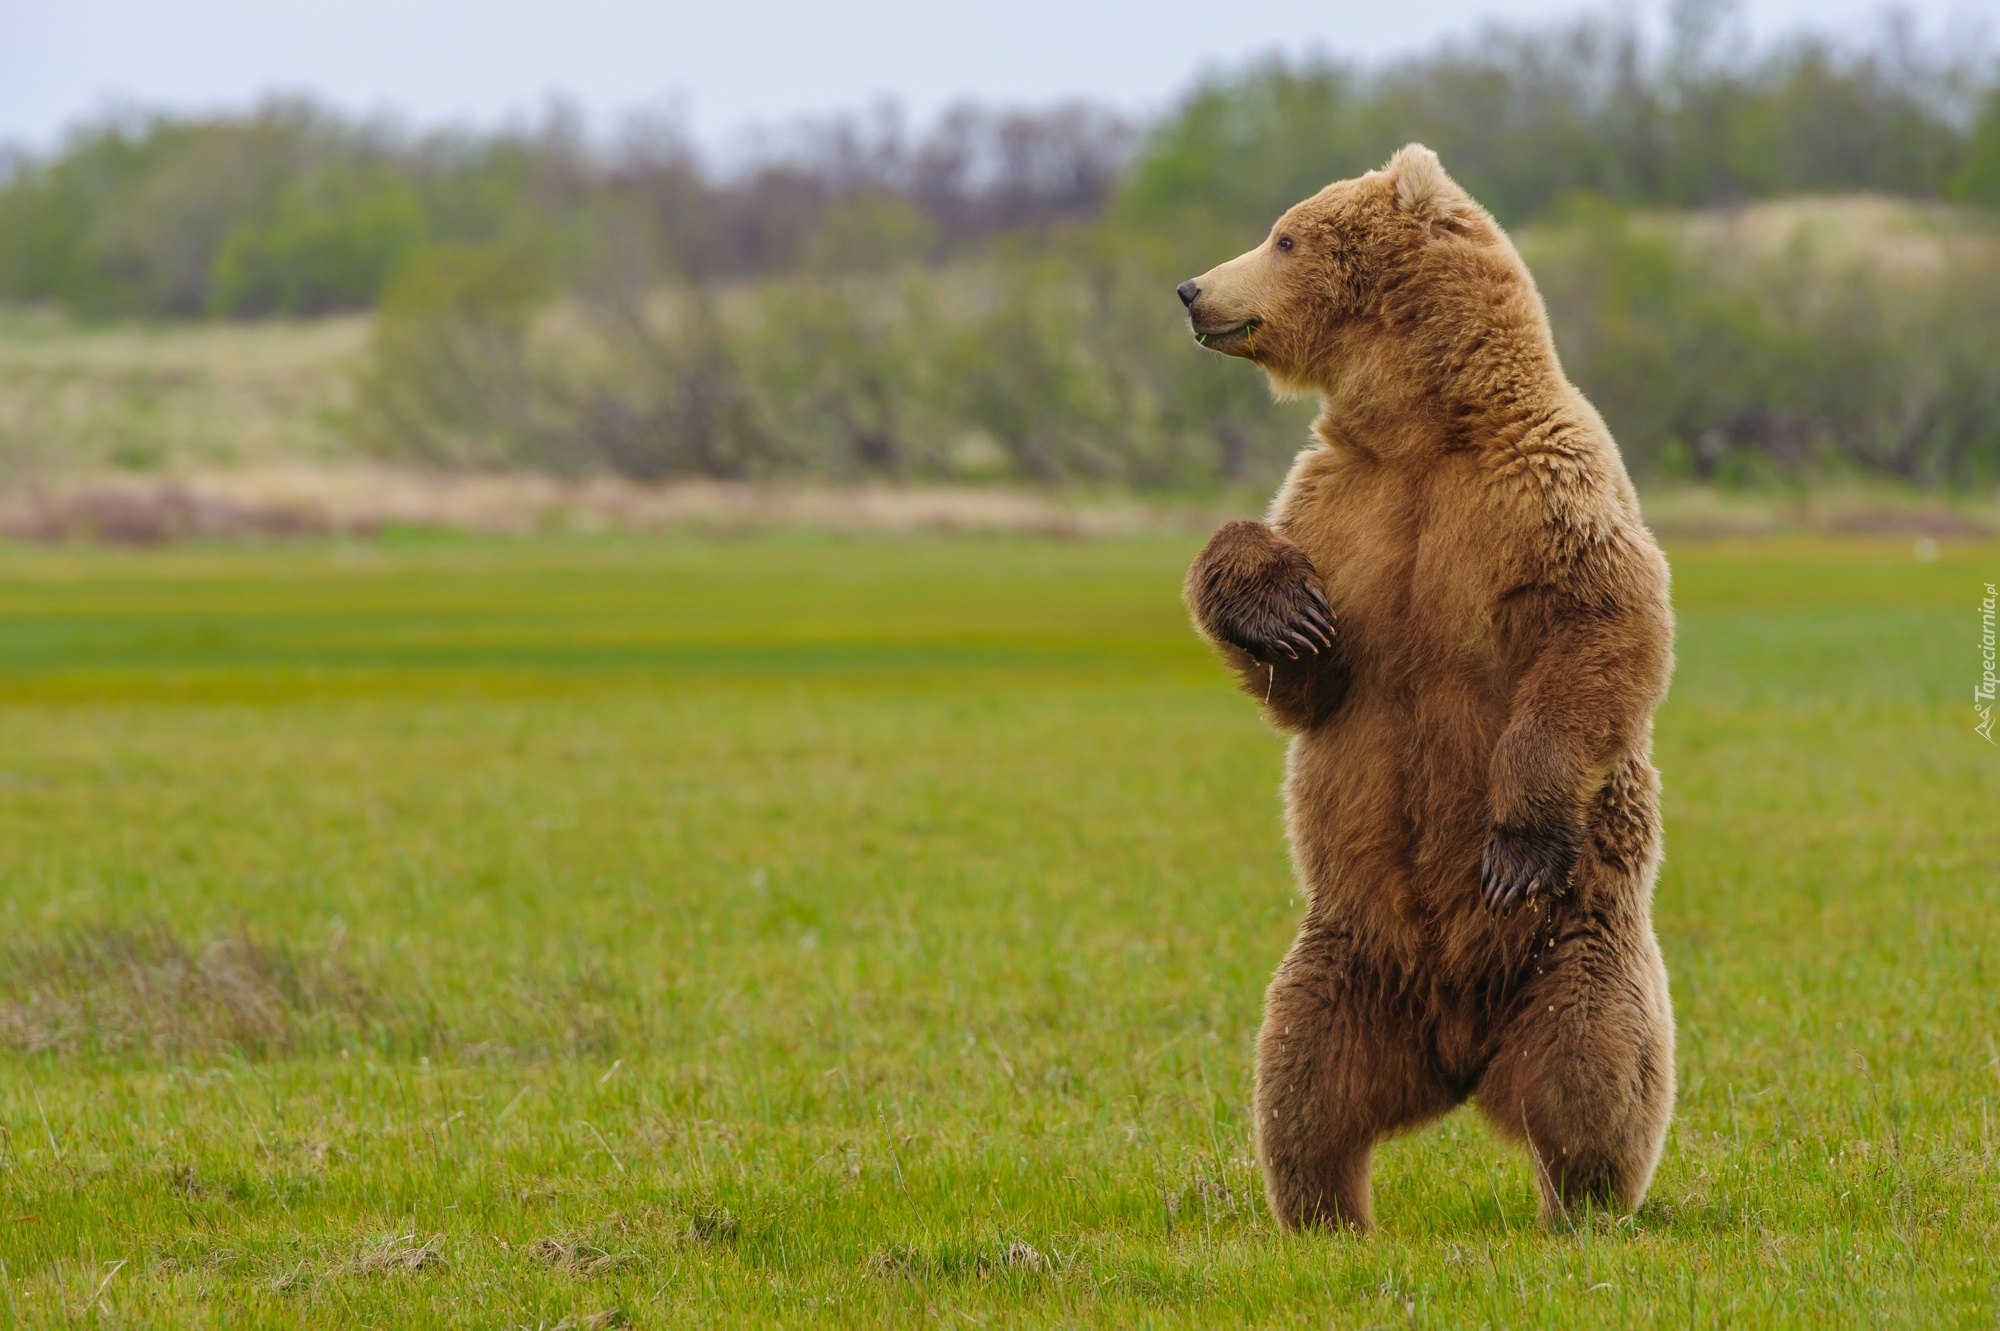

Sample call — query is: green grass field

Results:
[0,532,1994,1327]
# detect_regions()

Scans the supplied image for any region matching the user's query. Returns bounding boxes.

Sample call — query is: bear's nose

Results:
[1176,280,1200,308]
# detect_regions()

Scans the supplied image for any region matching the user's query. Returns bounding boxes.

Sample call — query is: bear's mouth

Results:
[1192,319,1261,354]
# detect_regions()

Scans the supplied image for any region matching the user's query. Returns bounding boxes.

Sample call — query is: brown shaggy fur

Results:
[1180,144,1675,1232]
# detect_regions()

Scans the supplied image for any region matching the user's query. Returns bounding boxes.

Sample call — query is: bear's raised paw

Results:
[1185,520,1335,665]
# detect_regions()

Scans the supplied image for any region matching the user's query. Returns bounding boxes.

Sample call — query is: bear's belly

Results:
[1283,684,1502,929]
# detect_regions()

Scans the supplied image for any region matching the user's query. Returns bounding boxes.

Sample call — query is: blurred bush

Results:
[1528,199,2000,486]
[359,242,557,470]
[362,240,1309,487]
[208,164,429,316]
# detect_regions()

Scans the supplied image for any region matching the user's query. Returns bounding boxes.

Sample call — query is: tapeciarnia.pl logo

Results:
[1979,582,1997,743]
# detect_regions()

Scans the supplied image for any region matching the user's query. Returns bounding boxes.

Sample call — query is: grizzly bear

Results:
[1178,144,1675,1231]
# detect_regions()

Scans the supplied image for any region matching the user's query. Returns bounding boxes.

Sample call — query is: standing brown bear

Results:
[1179,144,1675,1232]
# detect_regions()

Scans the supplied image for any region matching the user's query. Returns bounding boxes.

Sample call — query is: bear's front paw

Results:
[1185,520,1335,664]
[1480,822,1582,914]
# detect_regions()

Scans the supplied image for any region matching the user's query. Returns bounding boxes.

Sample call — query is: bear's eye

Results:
[1276,235,1294,251]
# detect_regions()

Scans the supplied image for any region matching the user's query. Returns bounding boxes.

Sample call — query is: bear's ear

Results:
[1385,143,1468,230]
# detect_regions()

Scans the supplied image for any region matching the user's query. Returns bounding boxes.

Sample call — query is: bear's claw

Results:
[1236,595,1334,664]
[1234,577,1334,664]
[1480,823,1581,915]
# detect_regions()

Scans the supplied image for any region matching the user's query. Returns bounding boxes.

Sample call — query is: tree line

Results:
[4,5,2000,487]
[0,99,1132,318]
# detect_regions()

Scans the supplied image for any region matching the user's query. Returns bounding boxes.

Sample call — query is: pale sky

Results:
[4,0,1996,153]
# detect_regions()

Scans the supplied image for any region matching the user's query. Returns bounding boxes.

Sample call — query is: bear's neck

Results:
[1313,278,1571,466]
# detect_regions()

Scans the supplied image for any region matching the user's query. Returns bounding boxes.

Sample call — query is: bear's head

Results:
[1177,144,1528,400]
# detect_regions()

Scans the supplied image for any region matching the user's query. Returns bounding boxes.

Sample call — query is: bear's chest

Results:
[1275,454,1520,677]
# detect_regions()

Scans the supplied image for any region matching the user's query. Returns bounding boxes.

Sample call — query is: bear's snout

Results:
[1176,280,1200,308]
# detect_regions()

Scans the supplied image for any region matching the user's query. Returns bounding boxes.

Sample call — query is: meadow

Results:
[0,312,363,479]
[0,530,1993,1327]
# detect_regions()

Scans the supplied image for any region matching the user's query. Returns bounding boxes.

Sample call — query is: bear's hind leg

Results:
[1473,922,1674,1225]
[1256,926,1458,1232]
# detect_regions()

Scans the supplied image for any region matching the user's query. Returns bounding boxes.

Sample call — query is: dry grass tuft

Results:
[865,1239,1056,1284]
[0,923,383,1059]
[550,1312,627,1330]
[681,1204,738,1246]
[165,1162,206,1198]
[350,1234,444,1276]
[530,1207,690,1277]
[530,1235,634,1277]
[866,1246,920,1280]
[1002,1241,1045,1272]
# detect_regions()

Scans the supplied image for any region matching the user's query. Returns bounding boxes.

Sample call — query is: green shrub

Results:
[1527,198,2000,485]
[208,165,429,316]
[358,242,558,470]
